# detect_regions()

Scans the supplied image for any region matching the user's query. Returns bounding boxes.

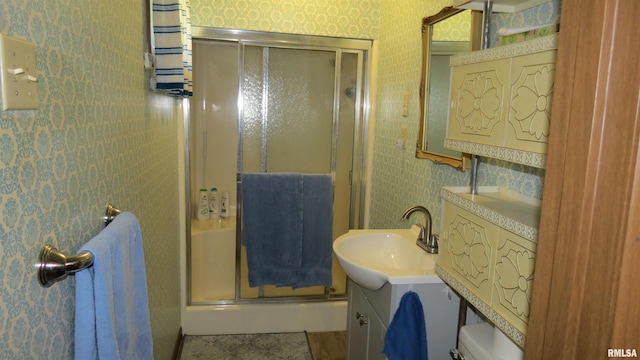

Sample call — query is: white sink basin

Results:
[333,226,439,290]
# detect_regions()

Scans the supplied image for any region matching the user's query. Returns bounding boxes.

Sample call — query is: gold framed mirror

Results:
[416,7,482,170]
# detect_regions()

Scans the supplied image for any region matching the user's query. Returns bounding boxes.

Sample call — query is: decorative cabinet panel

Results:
[437,186,541,348]
[492,229,537,333]
[448,59,510,146]
[445,35,558,169]
[440,202,498,304]
[505,50,556,153]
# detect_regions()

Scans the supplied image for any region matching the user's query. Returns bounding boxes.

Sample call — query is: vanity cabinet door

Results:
[492,230,537,334]
[347,282,370,360]
[440,202,499,304]
[448,59,510,146]
[347,280,389,360]
[366,308,387,360]
[505,50,557,154]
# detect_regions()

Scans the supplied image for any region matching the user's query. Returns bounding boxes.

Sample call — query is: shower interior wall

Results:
[190,35,367,303]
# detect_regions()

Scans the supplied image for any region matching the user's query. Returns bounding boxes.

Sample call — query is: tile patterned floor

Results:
[179,332,313,360]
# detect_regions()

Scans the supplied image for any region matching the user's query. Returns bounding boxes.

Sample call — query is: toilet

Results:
[457,322,523,360]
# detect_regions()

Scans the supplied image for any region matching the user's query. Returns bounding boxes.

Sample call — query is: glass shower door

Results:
[240,45,359,299]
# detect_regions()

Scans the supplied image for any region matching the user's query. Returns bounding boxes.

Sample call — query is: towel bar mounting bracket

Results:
[37,245,94,288]
[36,203,122,288]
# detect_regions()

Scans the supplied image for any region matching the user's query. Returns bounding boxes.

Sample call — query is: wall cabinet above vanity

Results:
[444,34,558,169]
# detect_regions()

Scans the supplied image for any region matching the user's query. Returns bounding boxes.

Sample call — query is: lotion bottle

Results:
[209,187,219,218]
[220,191,229,218]
[197,189,209,221]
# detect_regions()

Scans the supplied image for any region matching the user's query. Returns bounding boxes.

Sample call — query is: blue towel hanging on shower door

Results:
[297,174,333,288]
[241,173,304,287]
[241,172,333,288]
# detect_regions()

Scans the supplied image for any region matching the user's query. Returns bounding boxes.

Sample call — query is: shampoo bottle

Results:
[197,189,209,221]
[209,187,219,218]
[220,191,229,218]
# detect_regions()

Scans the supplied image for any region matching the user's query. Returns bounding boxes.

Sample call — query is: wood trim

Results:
[525,0,640,358]
[172,327,184,360]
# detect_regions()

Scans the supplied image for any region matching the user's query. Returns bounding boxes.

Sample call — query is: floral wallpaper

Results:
[432,10,471,42]
[369,0,465,230]
[0,0,181,358]
[490,0,561,46]
[191,0,381,39]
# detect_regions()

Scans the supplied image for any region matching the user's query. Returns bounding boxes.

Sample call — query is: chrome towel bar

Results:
[37,204,122,288]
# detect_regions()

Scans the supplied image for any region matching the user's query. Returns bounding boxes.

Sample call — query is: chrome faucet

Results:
[401,205,438,254]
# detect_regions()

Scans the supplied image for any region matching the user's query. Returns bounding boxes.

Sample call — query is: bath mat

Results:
[179,332,313,360]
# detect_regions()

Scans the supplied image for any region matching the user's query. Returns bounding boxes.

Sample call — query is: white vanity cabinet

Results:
[346,278,461,360]
[437,186,541,348]
[444,35,558,169]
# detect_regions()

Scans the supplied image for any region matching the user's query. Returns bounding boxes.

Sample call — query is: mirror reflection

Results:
[417,7,480,169]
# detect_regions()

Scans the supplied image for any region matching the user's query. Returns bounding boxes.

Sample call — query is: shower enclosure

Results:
[184,28,371,334]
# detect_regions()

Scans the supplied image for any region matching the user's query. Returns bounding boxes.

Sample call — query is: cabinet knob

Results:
[450,349,466,360]
[356,312,368,326]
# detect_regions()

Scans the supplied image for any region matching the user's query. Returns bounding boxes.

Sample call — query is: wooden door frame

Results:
[525,0,640,358]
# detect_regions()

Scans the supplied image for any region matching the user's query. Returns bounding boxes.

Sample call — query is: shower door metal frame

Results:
[187,27,372,306]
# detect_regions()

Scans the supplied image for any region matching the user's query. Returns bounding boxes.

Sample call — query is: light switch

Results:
[0,34,39,110]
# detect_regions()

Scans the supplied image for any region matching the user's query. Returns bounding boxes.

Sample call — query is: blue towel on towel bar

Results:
[241,172,333,288]
[383,291,428,360]
[75,212,153,360]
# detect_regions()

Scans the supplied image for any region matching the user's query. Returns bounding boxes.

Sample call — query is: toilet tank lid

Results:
[459,323,495,360]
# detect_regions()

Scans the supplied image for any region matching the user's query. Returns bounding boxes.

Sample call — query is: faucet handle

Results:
[415,232,438,254]
[427,234,439,254]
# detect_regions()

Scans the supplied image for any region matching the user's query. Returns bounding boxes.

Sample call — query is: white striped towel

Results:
[151,0,192,97]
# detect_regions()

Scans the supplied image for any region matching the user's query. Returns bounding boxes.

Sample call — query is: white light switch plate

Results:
[0,34,39,110]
